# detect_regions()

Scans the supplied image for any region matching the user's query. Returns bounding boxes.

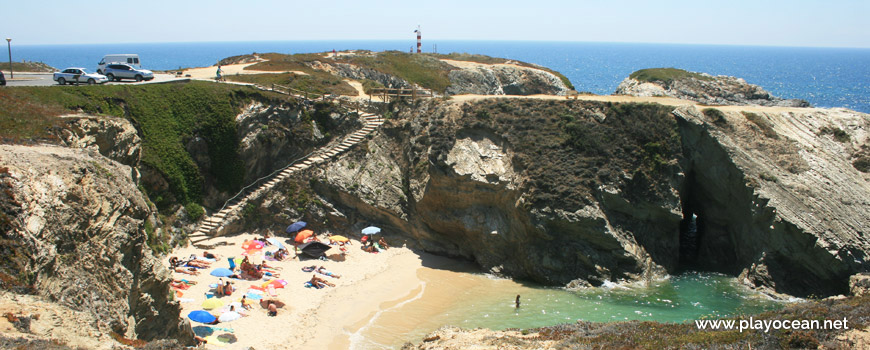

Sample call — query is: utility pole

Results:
[6,38,12,79]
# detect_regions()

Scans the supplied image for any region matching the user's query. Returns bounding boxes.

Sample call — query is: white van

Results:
[97,54,140,74]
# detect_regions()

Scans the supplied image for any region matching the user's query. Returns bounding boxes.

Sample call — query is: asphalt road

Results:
[3,72,187,87]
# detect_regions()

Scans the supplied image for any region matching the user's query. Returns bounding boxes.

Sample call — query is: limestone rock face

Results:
[58,116,142,168]
[674,106,870,296]
[446,65,570,96]
[616,71,810,107]
[850,273,870,296]
[0,145,189,343]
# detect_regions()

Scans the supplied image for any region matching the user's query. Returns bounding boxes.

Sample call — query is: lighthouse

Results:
[414,25,422,53]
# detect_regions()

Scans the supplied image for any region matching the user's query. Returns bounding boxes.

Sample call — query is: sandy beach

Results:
[168,232,439,350]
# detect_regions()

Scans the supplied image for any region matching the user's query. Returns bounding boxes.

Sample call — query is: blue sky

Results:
[5,0,869,48]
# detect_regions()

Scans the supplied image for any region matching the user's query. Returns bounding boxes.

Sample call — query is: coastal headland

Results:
[1,51,868,349]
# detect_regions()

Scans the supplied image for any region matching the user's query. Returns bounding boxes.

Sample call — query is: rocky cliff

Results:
[0,144,190,344]
[443,61,571,96]
[243,97,869,297]
[616,68,810,107]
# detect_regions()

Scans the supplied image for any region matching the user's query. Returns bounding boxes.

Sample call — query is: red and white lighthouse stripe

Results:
[415,26,422,53]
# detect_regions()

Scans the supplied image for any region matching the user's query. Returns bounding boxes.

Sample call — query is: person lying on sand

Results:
[316,266,340,278]
[268,302,278,316]
[202,251,220,260]
[310,275,335,288]
[273,248,289,261]
[174,268,200,275]
[185,260,211,268]
[173,279,196,285]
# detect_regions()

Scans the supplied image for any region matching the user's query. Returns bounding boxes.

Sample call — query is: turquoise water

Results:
[451,272,781,328]
[357,271,786,349]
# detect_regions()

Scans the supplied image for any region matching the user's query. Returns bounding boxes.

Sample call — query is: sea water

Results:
[13,41,870,113]
[350,262,785,349]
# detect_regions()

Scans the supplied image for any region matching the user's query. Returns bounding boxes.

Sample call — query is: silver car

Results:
[53,68,109,85]
[104,63,154,82]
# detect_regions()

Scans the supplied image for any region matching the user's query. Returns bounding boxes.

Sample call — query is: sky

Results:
[4,0,869,48]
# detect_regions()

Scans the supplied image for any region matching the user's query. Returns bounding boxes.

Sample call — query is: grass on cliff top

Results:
[238,51,574,93]
[434,52,575,90]
[3,61,56,73]
[0,82,282,210]
[630,67,714,84]
[225,71,358,96]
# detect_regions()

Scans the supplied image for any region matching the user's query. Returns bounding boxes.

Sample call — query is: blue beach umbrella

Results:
[286,221,307,233]
[210,268,234,277]
[188,310,216,324]
[361,226,381,235]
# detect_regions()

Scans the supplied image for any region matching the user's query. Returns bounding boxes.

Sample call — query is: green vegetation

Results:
[819,126,850,143]
[702,108,729,128]
[742,112,778,139]
[241,51,574,93]
[0,82,280,211]
[4,61,56,73]
[226,72,358,96]
[630,68,714,84]
[184,202,204,220]
[524,294,869,349]
[433,52,575,90]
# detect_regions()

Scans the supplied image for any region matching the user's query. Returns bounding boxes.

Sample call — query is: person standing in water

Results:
[515,295,521,309]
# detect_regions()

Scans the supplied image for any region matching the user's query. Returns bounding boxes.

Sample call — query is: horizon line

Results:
[12,39,870,51]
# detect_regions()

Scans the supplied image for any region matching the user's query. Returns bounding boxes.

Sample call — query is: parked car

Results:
[103,64,153,82]
[97,54,140,74]
[0,71,5,86]
[53,68,109,85]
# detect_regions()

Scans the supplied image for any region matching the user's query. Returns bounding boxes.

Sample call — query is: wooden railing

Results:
[369,87,434,102]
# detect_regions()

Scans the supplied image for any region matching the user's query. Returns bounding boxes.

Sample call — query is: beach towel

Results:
[245,292,263,300]
[268,285,278,297]
[301,266,316,272]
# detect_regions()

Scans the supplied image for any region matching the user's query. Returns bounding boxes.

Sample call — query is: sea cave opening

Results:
[678,170,705,271]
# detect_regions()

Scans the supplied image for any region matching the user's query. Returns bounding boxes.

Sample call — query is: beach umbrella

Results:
[218,311,242,323]
[210,268,234,277]
[266,237,285,249]
[187,310,216,324]
[297,241,332,258]
[259,298,286,309]
[286,221,307,233]
[204,335,227,345]
[192,326,214,337]
[261,279,287,289]
[241,240,264,251]
[361,226,381,235]
[295,229,315,243]
[201,298,225,310]
[329,235,349,243]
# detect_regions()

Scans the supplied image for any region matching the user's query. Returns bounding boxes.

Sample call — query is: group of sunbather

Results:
[359,236,390,253]
[238,256,280,279]
[170,253,219,275]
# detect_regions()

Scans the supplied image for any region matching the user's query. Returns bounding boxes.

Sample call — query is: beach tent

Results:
[210,268,234,277]
[286,221,307,233]
[295,229,315,243]
[187,310,216,324]
[362,226,381,235]
[297,241,332,258]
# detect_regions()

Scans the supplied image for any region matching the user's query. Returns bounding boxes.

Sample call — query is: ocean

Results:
[12,40,870,113]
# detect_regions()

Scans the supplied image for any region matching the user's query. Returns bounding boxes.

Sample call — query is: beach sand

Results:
[181,62,306,80]
[168,233,442,350]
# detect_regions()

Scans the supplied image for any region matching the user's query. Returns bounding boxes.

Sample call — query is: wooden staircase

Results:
[188,112,384,243]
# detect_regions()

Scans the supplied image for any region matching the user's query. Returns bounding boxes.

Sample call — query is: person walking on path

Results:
[216,65,223,82]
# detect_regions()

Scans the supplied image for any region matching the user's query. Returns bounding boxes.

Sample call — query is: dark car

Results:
[0,71,5,86]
